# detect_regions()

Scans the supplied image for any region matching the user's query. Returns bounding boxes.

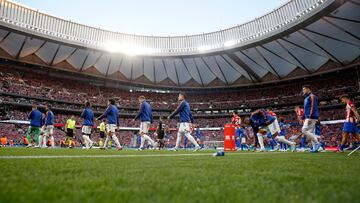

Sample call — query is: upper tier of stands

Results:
[1,65,358,111]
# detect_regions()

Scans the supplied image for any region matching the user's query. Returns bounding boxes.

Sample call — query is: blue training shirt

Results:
[169,100,194,123]
[41,114,46,127]
[279,122,286,136]
[134,101,153,123]
[303,93,319,119]
[250,109,276,128]
[81,108,94,126]
[98,105,119,126]
[28,109,42,127]
[240,128,247,138]
[45,111,54,126]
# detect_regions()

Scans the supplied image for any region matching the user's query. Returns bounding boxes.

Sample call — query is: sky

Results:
[12,0,288,36]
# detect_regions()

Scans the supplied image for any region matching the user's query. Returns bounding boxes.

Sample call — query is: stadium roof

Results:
[0,0,359,88]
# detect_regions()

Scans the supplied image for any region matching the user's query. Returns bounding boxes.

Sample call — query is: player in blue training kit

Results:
[168,92,200,152]
[81,101,95,149]
[133,96,156,150]
[278,118,288,151]
[301,85,322,152]
[235,127,242,150]
[42,105,55,148]
[244,109,296,152]
[239,127,249,151]
[97,99,122,150]
[37,113,46,148]
[26,104,43,148]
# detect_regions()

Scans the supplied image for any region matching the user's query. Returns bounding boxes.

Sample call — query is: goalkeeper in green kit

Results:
[26,104,43,147]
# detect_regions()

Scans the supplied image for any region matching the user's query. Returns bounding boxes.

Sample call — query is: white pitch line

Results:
[0,152,291,159]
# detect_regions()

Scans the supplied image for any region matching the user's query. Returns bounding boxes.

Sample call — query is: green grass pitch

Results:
[0,148,359,203]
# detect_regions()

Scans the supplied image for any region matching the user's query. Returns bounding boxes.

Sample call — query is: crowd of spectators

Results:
[0,65,358,110]
[0,65,359,149]
[0,108,350,148]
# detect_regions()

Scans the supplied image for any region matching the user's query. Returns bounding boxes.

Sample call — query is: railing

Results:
[0,0,331,55]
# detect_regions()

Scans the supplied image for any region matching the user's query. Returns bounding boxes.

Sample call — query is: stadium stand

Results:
[1,64,358,148]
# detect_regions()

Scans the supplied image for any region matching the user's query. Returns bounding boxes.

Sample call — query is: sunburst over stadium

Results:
[0,0,359,202]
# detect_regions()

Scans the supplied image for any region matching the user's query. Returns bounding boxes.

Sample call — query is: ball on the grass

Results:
[213,151,225,157]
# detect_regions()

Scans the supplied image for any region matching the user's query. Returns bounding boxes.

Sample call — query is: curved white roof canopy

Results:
[0,0,334,56]
[0,0,358,88]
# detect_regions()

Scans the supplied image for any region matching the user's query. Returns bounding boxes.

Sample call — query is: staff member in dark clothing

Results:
[155,117,166,149]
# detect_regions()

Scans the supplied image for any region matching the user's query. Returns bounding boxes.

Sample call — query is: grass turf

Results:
[0,148,359,203]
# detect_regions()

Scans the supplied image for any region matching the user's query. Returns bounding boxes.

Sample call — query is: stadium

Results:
[0,0,359,202]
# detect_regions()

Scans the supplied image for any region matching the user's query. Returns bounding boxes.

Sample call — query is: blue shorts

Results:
[315,124,321,136]
[266,132,272,139]
[235,129,241,137]
[343,122,358,134]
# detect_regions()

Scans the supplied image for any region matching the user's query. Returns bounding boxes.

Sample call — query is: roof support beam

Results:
[186,58,204,87]
[160,58,169,84]
[105,57,112,76]
[33,41,47,55]
[254,47,281,79]
[275,40,312,74]
[350,0,360,7]
[220,54,250,80]
[116,56,124,73]
[0,32,11,44]
[81,52,103,72]
[326,15,360,24]
[323,17,360,41]
[302,28,359,47]
[16,36,27,59]
[260,44,311,74]
[207,56,228,85]
[49,44,61,66]
[142,57,145,78]
[60,47,78,66]
[172,59,180,86]
[280,37,333,60]
[152,58,156,84]
[226,52,261,82]
[79,51,91,72]
[299,30,344,66]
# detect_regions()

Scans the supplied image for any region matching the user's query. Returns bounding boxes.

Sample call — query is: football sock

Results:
[185,132,200,147]
[175,132,182,149]
[112,135,121,148]
[257,133,265,150]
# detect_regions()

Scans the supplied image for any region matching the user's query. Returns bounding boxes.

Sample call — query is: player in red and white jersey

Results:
[294,106,307,151]
[345,100,357,123]
[267,108,280,134]
[231,111,242,128]
[338,95,360,152]
[294,106,304,124]
[267,107,277,117]
[231,111,242,150]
